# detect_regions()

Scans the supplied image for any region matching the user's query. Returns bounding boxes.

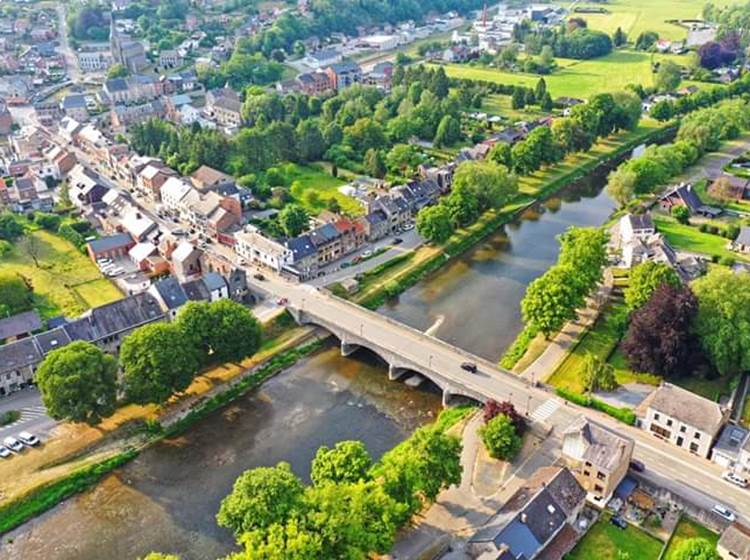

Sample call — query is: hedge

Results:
[556,387,636,425]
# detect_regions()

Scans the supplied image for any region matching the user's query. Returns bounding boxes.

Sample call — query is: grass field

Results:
[481,93,552,122]
[0,230,122,319]
[285,163,362,216]
[653,216,745,262]
[663,517,719,560]
[436,50,692,99]
[566,513,664,560]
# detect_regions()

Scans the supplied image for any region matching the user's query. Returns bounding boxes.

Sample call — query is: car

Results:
[276,298,289,305]
[17,431,40,447]
[403,223,415,231]
[713,504,736,522]
[723,471,748,488]
[393,237,403,245]
[629,459,645,473]
[253,273,266,281]
[610,515,628,530]
[0,446,10,459]
[340,262,351,268]
[461,361,478,373]
[97,258,113,265]
[3,436,23,453]
[361,250,372,258]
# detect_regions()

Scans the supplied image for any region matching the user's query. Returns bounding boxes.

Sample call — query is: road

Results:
[0,388,56,441]
[245,271,750,524]
[56,3,80,84]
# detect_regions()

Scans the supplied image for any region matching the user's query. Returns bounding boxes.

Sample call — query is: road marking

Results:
[530,399,560,423]
[0,405,49,430]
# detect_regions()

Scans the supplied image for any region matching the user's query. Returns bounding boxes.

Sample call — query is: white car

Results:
[713,504,736,522]
[3,436,23,453]
[723,471,748,488]
[97,258,113,266]
[17,431,40,447]
[0,446,10,459]
[403,223,415,231]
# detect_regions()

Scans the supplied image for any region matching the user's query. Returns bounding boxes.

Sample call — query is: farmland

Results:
[436,50,694,99]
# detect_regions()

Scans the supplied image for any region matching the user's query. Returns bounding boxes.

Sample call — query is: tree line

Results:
[513,18,613,60]
[35,300,262,426]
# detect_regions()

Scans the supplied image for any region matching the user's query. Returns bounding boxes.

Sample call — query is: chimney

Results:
[520,513,528,523]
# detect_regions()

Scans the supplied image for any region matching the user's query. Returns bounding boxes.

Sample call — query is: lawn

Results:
[566,513,664,560]
[653,216,746,262]
[285,163,363,216]
[663,516,719,560]
[481,93,552,122]
[0,230,122,319]
[547,302,661,393]
[435,50,693,99]
[672,373,733,402]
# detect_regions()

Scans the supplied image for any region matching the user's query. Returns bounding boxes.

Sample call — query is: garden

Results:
[565,512,664,560]
[663,516,719,560]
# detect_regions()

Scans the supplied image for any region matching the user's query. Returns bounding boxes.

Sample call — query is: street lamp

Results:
[526,394,532,415]
[429,354,433,368]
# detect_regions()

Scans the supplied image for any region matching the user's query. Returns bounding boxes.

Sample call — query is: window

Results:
[680,425,686,433]
[690,442,700,453]
[666,419,673,427]
[651,425,671,439]
[596,472,606,481]
[654,413,660,421]
[694,432,701,440]
[585,461,592,467]
[583,470,590,477]
[594,484,604,494]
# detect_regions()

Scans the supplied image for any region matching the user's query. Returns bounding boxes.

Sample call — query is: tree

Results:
[606,167,638,207]
[385,144,423,176]
[176,300,262,366]
[479,414,522,460]
[120,323,200,405]
[521,264,586,337]
[650,99,675,122]
[612,27,627,47]
[444,182,480,227]
[21,234,41,268]
[279,204,309,237]
[488,142,512,167]
[451,160,518,212]
[558,226,608,292]
[693,268,750,376]
[0,212,24,241]
[433,115,461,147]
[0,273,33,315]
[296,120,326,162]
[709,176,742,202]
[107,63,128,79]
[229,518,323,560]
[217,462,305,537]
[655,60,682,92]
[622,284,699,377]
[534,78,547,102]
[672,204,690,224]
[581,352,618,393]
[624,261,681,311]
[540,92,553,112]
[635,31,659,51]
[311,441,372,486]
[671,538,720,560]
[416,204,454,243]
[511,87,526,110]
[363,148,387,179]
[483,400,525,434]
[36,341,118,425]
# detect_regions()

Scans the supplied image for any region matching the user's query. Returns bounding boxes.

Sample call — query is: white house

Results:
[235,228,292,272]
[160,177,193,212]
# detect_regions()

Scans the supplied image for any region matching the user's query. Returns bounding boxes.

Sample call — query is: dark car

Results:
[461,361,478,373]
[393,237,403,245]
[253,273,265,281]
[629,459,645,473]
[610,515,628,530]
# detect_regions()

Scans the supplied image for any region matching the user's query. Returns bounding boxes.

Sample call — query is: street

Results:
[0,388,56,441]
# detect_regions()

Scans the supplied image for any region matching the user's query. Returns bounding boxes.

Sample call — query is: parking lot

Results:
[0,388,55,445]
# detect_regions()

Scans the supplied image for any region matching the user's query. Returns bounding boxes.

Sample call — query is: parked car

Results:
[393,237,403,245]
[629,459,645,473]
[403,223,415,231]
[276,298,289,305]
[723,471,748,488]
[610,515,628,530]
[0,445,10,459]
[340,262,351,268]
[713,504,736,522]
[361,250,372,258]
[461,361,478,373]
[3,436,23,453]
[17,431,40,447]
[253,273,266,281]
[96,258,112,266]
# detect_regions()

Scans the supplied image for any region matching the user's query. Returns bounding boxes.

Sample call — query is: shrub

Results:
[708,225,719,235]
[672,205,690,224]
[719,255,736,267]
[698,223,709,233]
[555,388,636,425]
[726,224,740,240]
[479,414,522,461]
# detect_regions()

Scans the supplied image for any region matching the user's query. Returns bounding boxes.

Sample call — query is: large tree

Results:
[479,414,522,461]
[229,518,323,560]
[581,352,618,393]
[279,204,309,238]
[0,273,34,315]
[0,212,24,241]
[622,284,699,377]
[483,400,525,434]
[36,341,118,425]
[451,160,518,212]
[416,204,454,243]
[558,226,609,293]
[655,60,682,92]
[176,300,262,366]
[521,264,586,337]
[671,538,720,560]
[217,462,305,537]
[692,268,750,376]
[433,115,461,147]
[311,441,372,486]
[120,323,200,404]
[606,167,638,207]
[624,261,681,312]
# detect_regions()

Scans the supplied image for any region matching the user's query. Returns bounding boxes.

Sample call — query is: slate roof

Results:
[105,78,128,93]
[64,292,164,342]
[0,310,42,340]
[713,424,749,461]
[203,272,226,293]
[0,337,41,374]
[309,223,340,247]
[61,94,87,109]
[87,233,134,255]
[287,234,317,260]
[151,277,188,310]
[182,278,210,301]
[719,524,750,559]
[366,210,387,225]
[647,383,726,436]
[735,226,750,247]
[625,213,654,231]
[564,417,634,472]
[328,60,361,74]
[34,326,71,354]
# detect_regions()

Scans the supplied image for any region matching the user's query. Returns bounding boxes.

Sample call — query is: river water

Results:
[4,164,619,560]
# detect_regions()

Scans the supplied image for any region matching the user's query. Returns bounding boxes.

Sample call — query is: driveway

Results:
[0,388,56,441]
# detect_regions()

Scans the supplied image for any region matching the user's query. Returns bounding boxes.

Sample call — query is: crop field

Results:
[436,50,693,99]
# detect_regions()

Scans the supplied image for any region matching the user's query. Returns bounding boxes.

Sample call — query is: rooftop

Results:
[88,232,134,254]
[719,524,750,559]
[0,310,42,340]
[563,416,634,472]
[647,383,726,436]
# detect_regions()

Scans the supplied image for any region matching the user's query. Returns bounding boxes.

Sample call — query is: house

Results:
[171,241,202,281]
[0,337,41,396]
[148,276,188,318]
[365,61,394,91]
[619,213,655,243]
[181,189,240,236]
[4,175,53,213]
[103,75,160,105]
[309,222,343,265]
[0,310,42,343]
[286,234,318,280]
[324,60,363,91]
[226,267,252,304]
[442,44,472,62]
[619,230,704,281]
[235,229,292,272]
[159,49,182,68]
[303,47,342,69]
[205,86,243,129]
[0,98,12,135]
[468,466,586,559]
[111,100,166,129]
[295,71,332,95]
[363,209,390,241]
[66,166,108,210]
[137,163,177,200]
[43,145,77,179]
[561,416,634,505]
[60,94,89,122]
[711,424,750,472]
[639,383,729,458]
[732,227,750,254]
[718,523,750,560]
[87,232,135,261]
[201,272,229,301]
[77,50,110,73]
[160,177,193,211]
[660,183,722,218]
[128,241,157,270]
[190,165,235,193]
[120,207,157,242]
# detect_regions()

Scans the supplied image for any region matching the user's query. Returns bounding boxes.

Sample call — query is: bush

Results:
[672,205,690,224]
[0,410,20,425]
[499,326,538,369]
[34,213,61,231]
[555,388,636,425]
[719,255,736,267]
[726,224,740,240]
[708,225,719,235]
[0,239,11,257]
[698,223,709,233]
[479,414,522,460]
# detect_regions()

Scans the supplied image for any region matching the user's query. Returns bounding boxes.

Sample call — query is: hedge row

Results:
[556,387,636,425]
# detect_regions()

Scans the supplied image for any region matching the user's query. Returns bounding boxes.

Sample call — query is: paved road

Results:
[0,388,56,441]
[56,4,80,84]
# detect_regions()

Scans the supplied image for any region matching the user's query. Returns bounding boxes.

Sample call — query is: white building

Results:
[77,50,111,73]
[234,228,292,272]
[160,177,193,212]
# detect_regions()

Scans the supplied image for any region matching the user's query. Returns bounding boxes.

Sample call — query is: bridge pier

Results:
[340,340,360,357]
[388,364,407,381]
[442,389,451,408]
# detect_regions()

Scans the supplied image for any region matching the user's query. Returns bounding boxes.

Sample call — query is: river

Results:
[4,162,619,560]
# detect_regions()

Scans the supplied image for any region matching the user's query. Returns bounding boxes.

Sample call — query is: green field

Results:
[653,216,745,262]
[481,94,552,122]
[0,230,123,319]
[566,513,664,560]
[285,163,363,216]
[664,517,719,560]
[437,50,692,99]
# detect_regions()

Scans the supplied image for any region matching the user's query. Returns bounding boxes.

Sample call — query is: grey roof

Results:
[64,293,164,342]
[564,417,634,472]
[365,210,387,225]
[181,278,210,301]
[719,524,750,558]
[626,213,654,231]
[0,310,42,340]
[0,337,42,374]
[61,94,87,109]
[736,227,750,247]
[328,60,361,74]
[105,78,128,93]
[202,272,226,293]
[309,223,340,247]
[152,277,188,310]
[34,326,71,354]
[714,424,749,460]
[287,234,317,260]
[310,47,340,61]
[648,383,726,436]
[88,233,134,254]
